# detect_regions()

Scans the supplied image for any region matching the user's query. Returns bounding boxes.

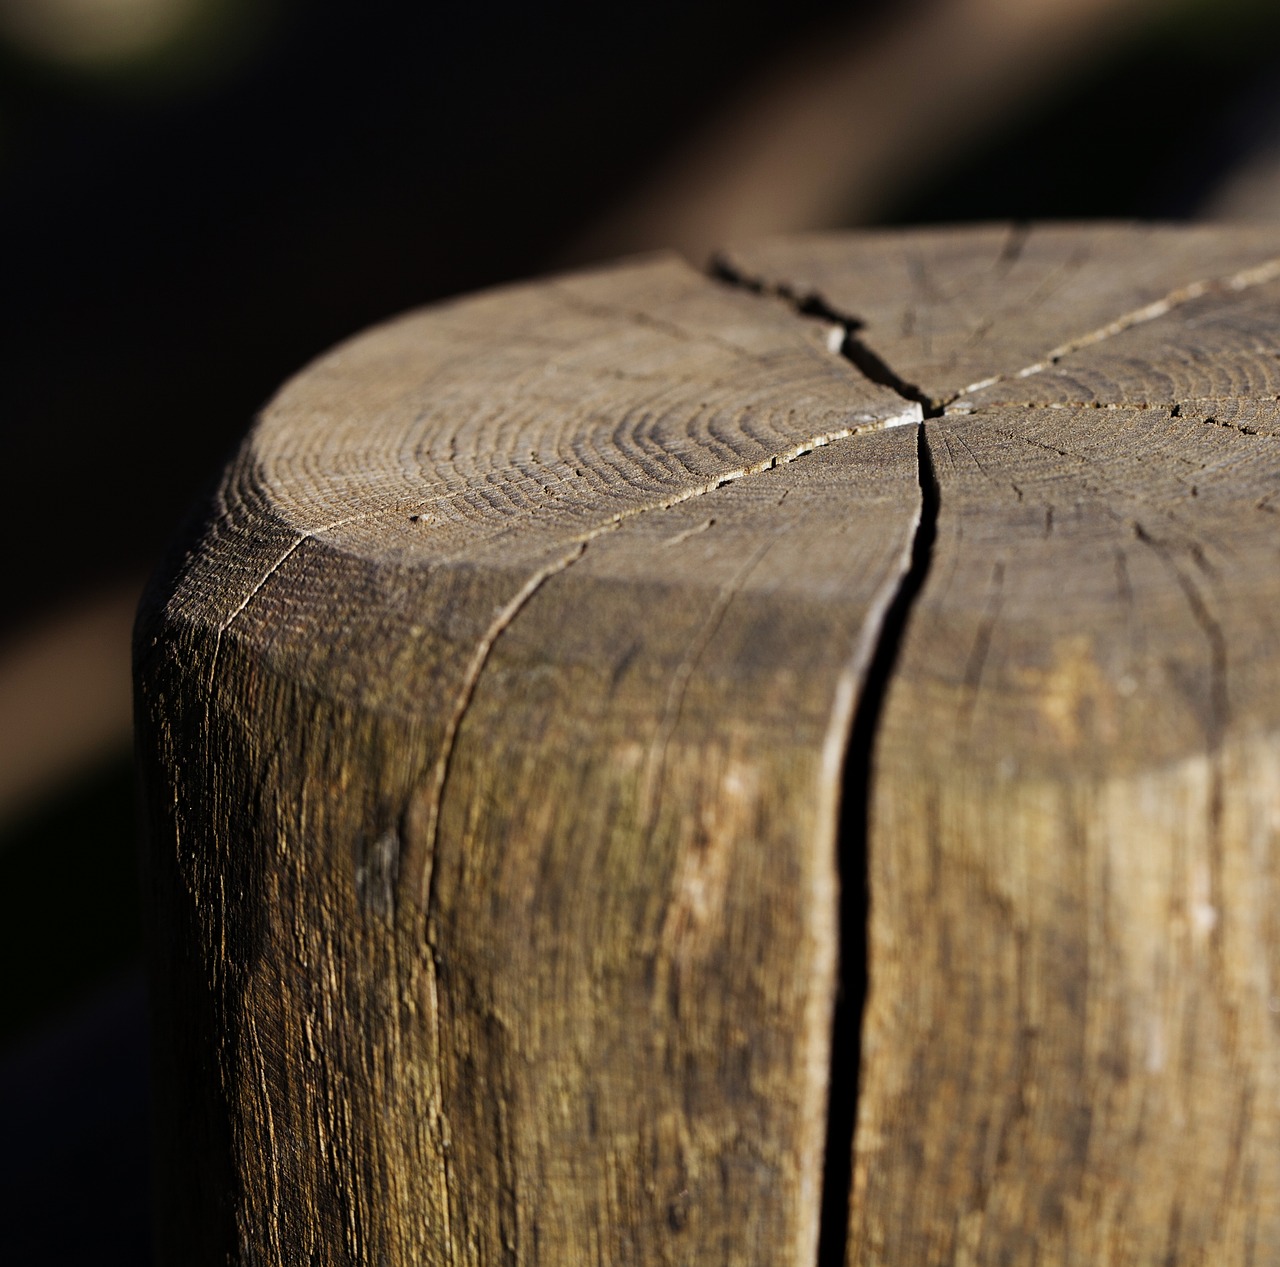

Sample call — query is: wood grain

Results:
[855,405,1280,1264]
[137,225,1280,1264]
[135,254,921,1265]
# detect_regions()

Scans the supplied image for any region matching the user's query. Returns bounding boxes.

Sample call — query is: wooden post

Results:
[135,225,1280,1264]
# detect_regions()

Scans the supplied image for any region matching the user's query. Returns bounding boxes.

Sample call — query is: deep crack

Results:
[836,328,940,418]
[710,254,944,416]
[706,241,1280,1263]
[817,417,941,1267]
[711,252,945,1266]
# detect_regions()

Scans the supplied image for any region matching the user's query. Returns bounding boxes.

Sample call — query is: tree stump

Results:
[135,224,1280,1265]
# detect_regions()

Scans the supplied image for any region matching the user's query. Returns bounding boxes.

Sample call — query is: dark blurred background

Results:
[3,0,1280,1259]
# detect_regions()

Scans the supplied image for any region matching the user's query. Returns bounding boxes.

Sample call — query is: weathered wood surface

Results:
[135,225,1280,1265]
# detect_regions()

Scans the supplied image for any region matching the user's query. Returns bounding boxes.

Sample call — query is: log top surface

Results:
[165,222,1280,766]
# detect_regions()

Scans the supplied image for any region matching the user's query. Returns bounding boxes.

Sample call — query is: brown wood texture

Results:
[136,226,1280,1265]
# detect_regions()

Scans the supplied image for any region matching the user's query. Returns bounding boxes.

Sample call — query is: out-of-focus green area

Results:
[0,0,282,86]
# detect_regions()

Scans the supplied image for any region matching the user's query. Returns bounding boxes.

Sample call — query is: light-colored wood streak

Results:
[137,225,1280,1265]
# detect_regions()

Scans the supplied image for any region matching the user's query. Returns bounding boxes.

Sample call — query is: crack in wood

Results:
[816,420,941,1267]
[949,398,1280,428]
[202,507,377,741]
[711,253,937,419]
[419,540,589,909]
[951,254,1280,400]
[711,243,1280,1264]
[710,254,970,1265]
[141,231,1280,1265]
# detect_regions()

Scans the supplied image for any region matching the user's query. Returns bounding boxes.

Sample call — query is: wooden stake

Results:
[137,226,1280,1264]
